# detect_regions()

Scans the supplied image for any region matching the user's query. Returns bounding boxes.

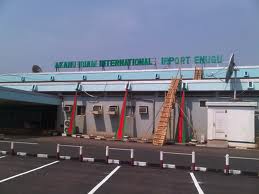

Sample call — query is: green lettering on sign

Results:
[55,55,223,69]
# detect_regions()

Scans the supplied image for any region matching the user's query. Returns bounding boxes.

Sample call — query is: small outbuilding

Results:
[206,101,257,148]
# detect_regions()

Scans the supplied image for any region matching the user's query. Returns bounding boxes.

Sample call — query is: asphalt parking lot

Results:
[0,136,259,193]
[0,155,258,194]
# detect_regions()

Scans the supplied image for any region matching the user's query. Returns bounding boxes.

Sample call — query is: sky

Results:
[0,0,259,73]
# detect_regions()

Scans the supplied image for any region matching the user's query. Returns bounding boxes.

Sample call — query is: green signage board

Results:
[55,55,223,69]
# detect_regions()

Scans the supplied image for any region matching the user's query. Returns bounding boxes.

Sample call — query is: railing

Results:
[225,154,259,175]
[106,146,134,165]
[160,151,195,171]
[57,144,83,162]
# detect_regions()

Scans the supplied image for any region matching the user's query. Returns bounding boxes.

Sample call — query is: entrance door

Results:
[214,110,227,139]
[75,106,86,134]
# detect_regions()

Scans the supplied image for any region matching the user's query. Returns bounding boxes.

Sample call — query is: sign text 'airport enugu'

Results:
[55,55,223,69]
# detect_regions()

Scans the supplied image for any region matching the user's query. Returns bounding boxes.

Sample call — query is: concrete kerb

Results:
[0,142,259,177]
[0,141,51,159]
[1,151,259,177]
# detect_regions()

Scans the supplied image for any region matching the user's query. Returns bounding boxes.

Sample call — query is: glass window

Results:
[77,106,86,115]
[200,100,206,107]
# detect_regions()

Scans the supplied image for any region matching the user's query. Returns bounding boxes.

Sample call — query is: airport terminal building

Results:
[0,55,259,148]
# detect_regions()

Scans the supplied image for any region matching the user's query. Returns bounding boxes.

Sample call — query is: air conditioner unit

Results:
[108,105,119,115]
[64,120,70,128]
[92,105,103,115]
[64,106,72,112]
[139,106,148,114]
[248,81,254,89]
[64,120,70,133]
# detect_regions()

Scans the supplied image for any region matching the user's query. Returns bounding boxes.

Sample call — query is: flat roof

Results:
[1,65,259,83]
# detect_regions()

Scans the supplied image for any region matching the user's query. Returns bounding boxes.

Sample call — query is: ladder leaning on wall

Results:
[152,78,181,146]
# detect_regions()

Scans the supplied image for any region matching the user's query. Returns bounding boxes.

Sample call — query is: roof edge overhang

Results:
[206,101,257,107]
[0,86,61,105]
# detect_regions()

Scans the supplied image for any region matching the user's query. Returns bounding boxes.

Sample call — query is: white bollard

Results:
[106,146,109,163]
[225,154,230,175]
[160,151,164,168]
[57,144,60,159]
[79,146,83,162]
[191,151,195,171]
[11,142,14,155]
[130,149,134,166]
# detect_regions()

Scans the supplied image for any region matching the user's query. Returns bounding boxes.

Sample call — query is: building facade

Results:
[0,66,259,147]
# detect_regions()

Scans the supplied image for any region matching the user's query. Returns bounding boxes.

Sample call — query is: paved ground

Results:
[0,155,258,194]
[0,136,259,193]
[1,136,259,172]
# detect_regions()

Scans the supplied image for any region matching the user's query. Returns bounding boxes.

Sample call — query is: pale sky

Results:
[0,0,259,73]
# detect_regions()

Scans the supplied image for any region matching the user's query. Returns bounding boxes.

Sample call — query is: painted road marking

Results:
[133,161,147,167]
[190,172,205,194]
[60,156,71,160]
[17,152,27,156]
[0,160,59,183]
[83,157,95,162]
[0,151,7,155]
[88,166,121,194]
[37,154,48,158]
[163,163,176,169]
[195,166,207,172]
[0,141,38,145]
[108,159,120,164]
[0,156,7,159]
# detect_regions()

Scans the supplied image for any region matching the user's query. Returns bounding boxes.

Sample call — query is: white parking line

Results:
[88,166,121,194]
[0,160,59,183]
[0,141,38,145]
[0,156,7,159]
[190,172,205,194]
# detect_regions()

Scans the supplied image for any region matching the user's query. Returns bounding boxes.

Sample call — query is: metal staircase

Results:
[153,79,181,146]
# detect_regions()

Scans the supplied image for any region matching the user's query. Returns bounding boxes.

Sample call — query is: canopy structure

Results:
[0,86,61,106]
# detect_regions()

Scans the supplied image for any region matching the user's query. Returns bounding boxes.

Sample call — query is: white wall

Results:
[207,106,255,143]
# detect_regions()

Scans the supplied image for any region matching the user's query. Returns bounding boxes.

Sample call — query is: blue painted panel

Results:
[186,81,259,91]
[3,67,259,83]
[131,83,169,91]
[203,67,259,79]
[0,86,60,105]
[82,84,106,92]
[2,81,259,92]
[104,84,126,91]
[0,75,22,82]
[38,84,78,92]
[3,85,33,91]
